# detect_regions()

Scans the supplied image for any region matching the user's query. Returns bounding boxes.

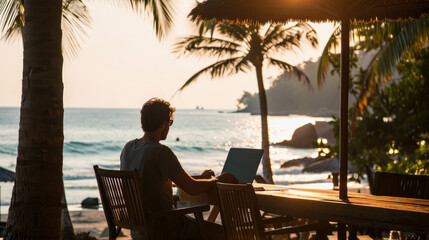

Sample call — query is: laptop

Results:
[221,148,264,184]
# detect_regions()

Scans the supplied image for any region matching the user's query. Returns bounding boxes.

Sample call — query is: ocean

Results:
[0,107,365,213]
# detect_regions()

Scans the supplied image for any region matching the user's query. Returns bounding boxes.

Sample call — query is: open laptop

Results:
[221,148,264,184]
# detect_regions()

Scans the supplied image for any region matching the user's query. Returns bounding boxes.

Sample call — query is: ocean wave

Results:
[0,145,17,155]
[63,175,95,181]
[97,164,120,169]
[63,141,122,155]
[171,145,227,153]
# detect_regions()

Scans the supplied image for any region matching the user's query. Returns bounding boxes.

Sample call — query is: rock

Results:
[274,123,318,148]
[314,121,336,144]
[280,157,317,168]
[81,197,99,209]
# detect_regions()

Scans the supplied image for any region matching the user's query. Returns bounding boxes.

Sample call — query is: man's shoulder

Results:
[123,139,137,148]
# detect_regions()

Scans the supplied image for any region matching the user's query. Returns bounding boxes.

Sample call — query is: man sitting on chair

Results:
[120,98,236,240]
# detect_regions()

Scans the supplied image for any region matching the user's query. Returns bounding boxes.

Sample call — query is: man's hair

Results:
[140,98,175,132]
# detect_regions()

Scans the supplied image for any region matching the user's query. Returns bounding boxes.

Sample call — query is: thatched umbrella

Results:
[189,0,429,201]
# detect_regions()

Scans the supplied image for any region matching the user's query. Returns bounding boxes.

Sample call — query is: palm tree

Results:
[317,18,429,122]
[175,22,318,183]
[0,0,175,238]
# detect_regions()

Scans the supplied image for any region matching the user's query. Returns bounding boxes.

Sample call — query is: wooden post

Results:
[339,18,350,201]
[337,17,350,240]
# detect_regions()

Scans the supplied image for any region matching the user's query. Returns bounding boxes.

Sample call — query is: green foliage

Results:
[319,17,429,119]
[318,48,429,180]
[0,0,91,58]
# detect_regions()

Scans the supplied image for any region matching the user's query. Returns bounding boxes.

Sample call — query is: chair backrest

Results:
[93,165,152,239]
[216,182,266,240]
[373,171,429,199]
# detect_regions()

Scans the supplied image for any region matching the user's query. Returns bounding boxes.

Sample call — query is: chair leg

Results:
[109,226,121,240]
[348,225,358,240]
[207,205,220,222]
[316,221,332,240]
[194,211,208,240]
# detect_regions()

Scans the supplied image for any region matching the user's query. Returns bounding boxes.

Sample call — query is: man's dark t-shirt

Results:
[120,139,191,239]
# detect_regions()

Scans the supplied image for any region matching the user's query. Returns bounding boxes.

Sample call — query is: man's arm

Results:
[171,168,215,195]
[171,169,238,196]
[192,169,215,179]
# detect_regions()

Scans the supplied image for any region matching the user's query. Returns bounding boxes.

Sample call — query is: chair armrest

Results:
[262,215,293,225]
[264,222,321,235]
[151,203,210,218]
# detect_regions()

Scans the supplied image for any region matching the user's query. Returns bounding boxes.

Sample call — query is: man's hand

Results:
[216,173,238,184]
[200,169,215,179]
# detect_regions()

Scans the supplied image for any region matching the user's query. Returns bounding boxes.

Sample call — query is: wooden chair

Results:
[373,171,429,199]
[369,172,429,239]
[215,182,324,240]
[93,165,210,240]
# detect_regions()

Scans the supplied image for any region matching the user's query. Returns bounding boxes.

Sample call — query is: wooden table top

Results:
[253,183,429,232]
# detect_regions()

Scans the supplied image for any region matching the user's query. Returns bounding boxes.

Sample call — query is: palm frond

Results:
[374,18,429,79]
[264,22,317,54]
[234,55,253,73]
[269,58,312,90]
[62,0,91,59]
[352,49,384,115]
[263,23,301,51]
[317,24,340,88]
[175,57,242,94]
[217,22,250,43]
[0,0,23,42]
[262,24,283,46]
[174,35,243,58]
[195,19,217,38]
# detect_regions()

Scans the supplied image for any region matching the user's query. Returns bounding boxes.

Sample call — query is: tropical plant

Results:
[175,22,318,183]
[0,0,175,238]
[0,0,91,58]
[317,18,429,123]
[318,48,429,192]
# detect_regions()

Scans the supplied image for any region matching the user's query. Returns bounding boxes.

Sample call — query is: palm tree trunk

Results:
[4,0,64,238]
[255,65,274,184]
[61,180,76,240]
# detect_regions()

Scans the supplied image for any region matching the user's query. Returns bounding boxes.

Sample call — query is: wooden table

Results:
[179,183,429,235]
[253,183,429,233]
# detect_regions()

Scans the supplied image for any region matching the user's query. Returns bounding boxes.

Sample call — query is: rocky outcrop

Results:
[280,157,317,168]
[314,121,336,145]
[274,122,336,148]
[274,123,318,148]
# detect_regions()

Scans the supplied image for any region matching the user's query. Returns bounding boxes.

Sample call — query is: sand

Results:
[70,210,131,239]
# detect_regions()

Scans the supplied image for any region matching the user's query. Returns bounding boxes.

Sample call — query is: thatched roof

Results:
[190,0,429,23]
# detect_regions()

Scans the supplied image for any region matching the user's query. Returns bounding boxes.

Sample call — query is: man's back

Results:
[120,139,183,213]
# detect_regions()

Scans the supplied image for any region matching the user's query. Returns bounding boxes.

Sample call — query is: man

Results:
[120,98,236,240]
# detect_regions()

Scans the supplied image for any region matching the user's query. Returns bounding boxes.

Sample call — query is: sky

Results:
[0,1,335,110]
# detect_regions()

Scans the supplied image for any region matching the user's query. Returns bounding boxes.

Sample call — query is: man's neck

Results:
[141,133,161,142]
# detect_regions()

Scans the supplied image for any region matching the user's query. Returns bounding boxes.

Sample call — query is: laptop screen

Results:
[221,148,264,184]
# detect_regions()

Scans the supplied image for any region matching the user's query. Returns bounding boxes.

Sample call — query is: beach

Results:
[70,210,129,239]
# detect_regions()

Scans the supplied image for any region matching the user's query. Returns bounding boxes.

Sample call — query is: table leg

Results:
[207,206,220,222]
[338,223,347,240]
